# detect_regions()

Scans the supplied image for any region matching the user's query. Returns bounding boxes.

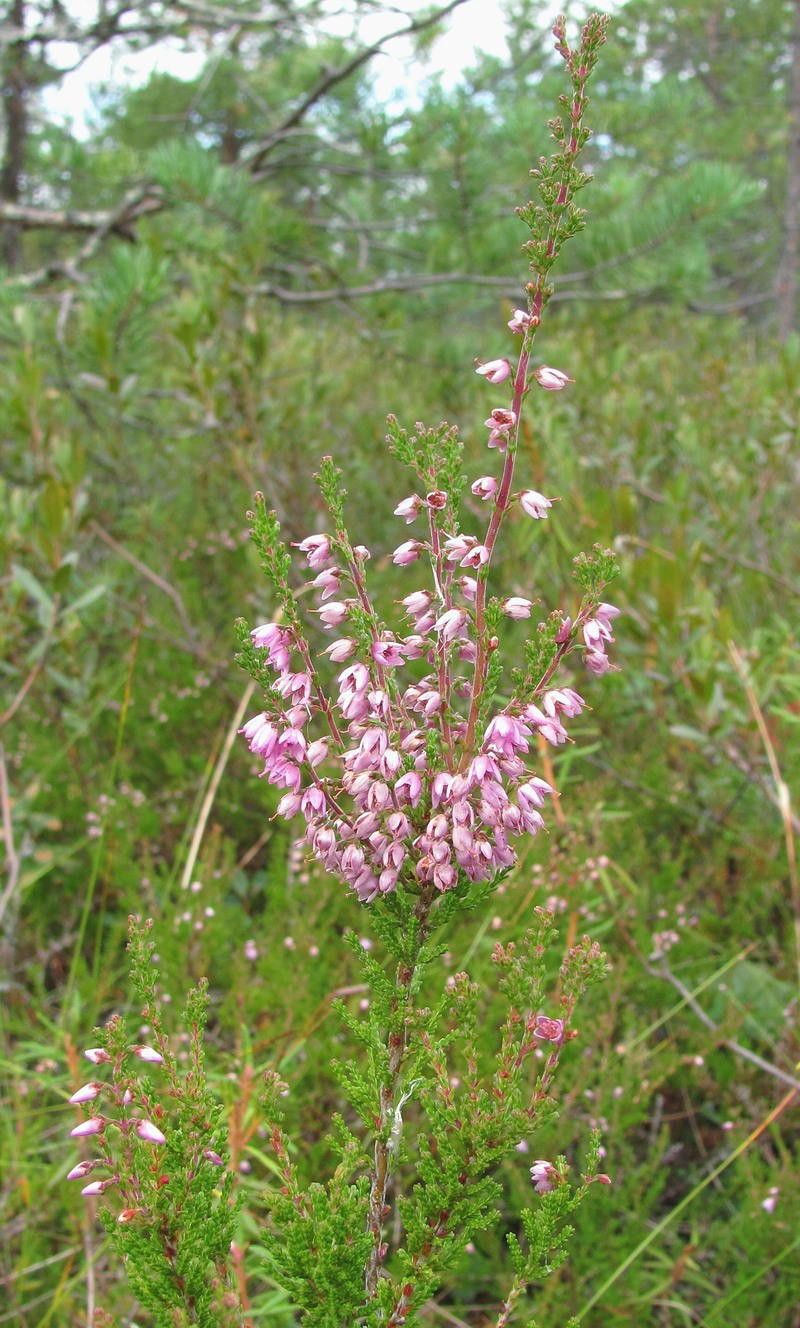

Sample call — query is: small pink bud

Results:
[502,597,532,619]
[519,489,553,519]
[394,495,422,523]
[132,1046,164,1064]
[81,1179,115,1196]
[117,1208,141,1224]
[471,476,497,500]
[392,540,422,566]
[69,1082,104,1105]
[475,358,511,384]
[555,615,572,643]
[67,1159,101,1180]
[533,365,573,391]
[70,1117,105,1138]
[136,1120,166,1145]
[204,1149,225,1166]
[83,1047,111,1065]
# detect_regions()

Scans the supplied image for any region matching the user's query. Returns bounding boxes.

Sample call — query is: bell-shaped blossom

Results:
[444,533,476,562]
[392,540,422,566]
[508,308,533,334]
[475,358,511,384]
[395,771,422,807]
[426,489,447,510]
[318,601,349,629]
[293,534,331,568]
[394,495,422,523]
[519,489,553,519]
[322,637,356,662]
[460,544,490,570]
[502,597,532,619]
[471,475,497,500]
[135,1119,166,1145]
[372,639,406,667]
[485,407,516,451]
[585,649,611,675]
[533,366,573,391]
[434,608,467,642]
[311,567,341,601]
[530,1160,560,1193]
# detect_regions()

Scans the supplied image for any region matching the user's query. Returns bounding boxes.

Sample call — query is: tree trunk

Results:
[778,0,800,340]
[1,0,27,270]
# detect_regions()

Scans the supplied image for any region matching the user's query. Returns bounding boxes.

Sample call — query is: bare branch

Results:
[241,0,470,169]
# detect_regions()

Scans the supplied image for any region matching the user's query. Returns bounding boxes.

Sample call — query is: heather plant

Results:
[65,14,625,1324]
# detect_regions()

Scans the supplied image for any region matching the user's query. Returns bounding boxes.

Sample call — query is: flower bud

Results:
[533,365,573,391]
[83,1047,111,1065]
[70,1117,105,1138]
[69,1082,104,1105]
[132,1046,164,1064]
[136,1120,166,1145]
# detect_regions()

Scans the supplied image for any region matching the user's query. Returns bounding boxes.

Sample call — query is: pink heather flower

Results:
[586,649,611,675]
[434,608,467,642]
[67,1159,101,1180]
[81,1179,115,1196]
[762,1187,779,1214]
[311,567,341,601]
[318,601,349,629]
[70,1117,105,1138]
[508,308,533,334]
[395,771,422,807]
[306,738,329,767]
[83,1047,111,1065]
[502,597,532,619]
[69,1082,104,1105]
[353,544,371,561]
[426,489,448,510]
[392,540,422,566]
[596,602,621,632]
[484,408,516,451]
[402,590,433,617]
[519,489,553,519]
[530,1160,560,1194]
[555,615,572,643]
[458,576,478,602]
[322,637,356,662]
[132,1046,164,1064]
[533,365,574,391]
[543,687,584,719]
[204,1149,225,1166]
[394,495,422,523]
[444,533,476,562]
[293,534,331,568]
[533,1015,565,1044]
[475,358,511,384]
[136,1120,166,1145]
[117,1208,141,1223]
[471,476,497,500]
[460,543,490,570]
[372,639,406,667]
[244,939,258,961]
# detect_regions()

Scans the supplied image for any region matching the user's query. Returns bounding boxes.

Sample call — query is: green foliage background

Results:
[1,0,799,1323]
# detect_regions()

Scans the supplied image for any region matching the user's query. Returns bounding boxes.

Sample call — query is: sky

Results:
[44,0,512,137]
